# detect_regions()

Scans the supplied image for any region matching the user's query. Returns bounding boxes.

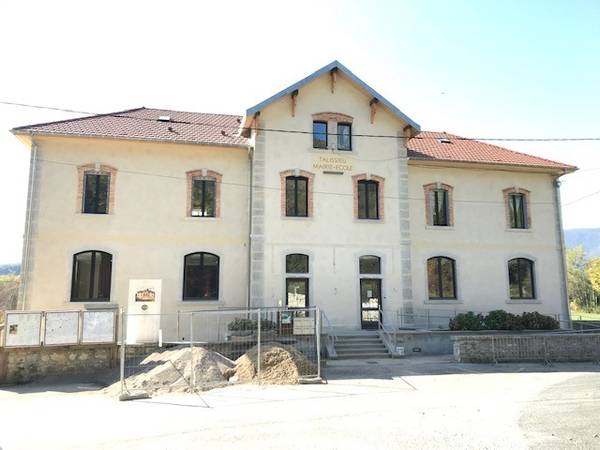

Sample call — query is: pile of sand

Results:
[106,343,317,397]
[233,344,317,384]
[105,345,234,396]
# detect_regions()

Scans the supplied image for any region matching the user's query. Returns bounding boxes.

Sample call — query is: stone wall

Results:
[453,333,600,363]
[0,344,118,385]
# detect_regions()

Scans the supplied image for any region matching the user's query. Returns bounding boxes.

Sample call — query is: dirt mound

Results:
[234,344,317,384]
[105,346,234,396]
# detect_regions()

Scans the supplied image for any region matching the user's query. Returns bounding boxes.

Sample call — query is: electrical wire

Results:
[3,100,600,142]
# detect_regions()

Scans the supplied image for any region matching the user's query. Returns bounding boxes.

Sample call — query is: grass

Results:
[570,311,600,321]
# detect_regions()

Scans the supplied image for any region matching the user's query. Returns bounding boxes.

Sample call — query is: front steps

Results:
[334,333,391,359]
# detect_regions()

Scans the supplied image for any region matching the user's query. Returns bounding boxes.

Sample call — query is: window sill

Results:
[309,147,355,154]
[506,299,541,305]
[66,301,116,308]
[184,216,221,221]
[425,225,455,231]
[505,228,532,233]
[281,216,313,221]
[77,212,112,216]
[178,300,223,306]
[424,299,462,305]
[353,218,384,224]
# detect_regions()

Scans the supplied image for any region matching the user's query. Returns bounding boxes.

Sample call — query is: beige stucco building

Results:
[12,61,576,330]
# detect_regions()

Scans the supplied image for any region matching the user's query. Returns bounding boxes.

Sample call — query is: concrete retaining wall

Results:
[453,333,600,363]
[0,344,118,385]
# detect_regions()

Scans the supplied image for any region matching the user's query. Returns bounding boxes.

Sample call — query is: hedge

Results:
[449,310,559,331]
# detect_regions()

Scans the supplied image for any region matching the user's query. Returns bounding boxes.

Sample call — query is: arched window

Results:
[508,258,535,299]
[71,251,112,302]
[183,252,219,300]
[427,257,456,299]
[423,183,454,226]
[359,255,381,274]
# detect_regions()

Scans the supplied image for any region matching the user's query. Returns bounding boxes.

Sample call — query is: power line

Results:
[36,156,572,207]
[564,189,600,206]
[3,100,600,143]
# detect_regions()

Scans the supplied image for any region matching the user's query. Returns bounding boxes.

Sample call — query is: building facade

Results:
[12,61,575,330]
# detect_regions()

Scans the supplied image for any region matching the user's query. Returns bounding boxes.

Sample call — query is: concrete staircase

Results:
[334,333,391,359]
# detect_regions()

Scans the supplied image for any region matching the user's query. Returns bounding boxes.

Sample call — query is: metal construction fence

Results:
[396,307,572,331]
[120,307,321,397]
[455,332,600,364]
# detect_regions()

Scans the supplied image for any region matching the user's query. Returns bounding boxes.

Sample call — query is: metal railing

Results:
[378,308,399,357]
[320,309,336,359]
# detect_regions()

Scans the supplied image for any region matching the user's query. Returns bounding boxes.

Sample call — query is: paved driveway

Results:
[0,357,598,449]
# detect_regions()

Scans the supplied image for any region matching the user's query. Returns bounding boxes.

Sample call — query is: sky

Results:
[0,0,599,264]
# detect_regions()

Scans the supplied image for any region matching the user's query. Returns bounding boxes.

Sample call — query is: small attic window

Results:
[438,138,452,144]
[158,116,171,122]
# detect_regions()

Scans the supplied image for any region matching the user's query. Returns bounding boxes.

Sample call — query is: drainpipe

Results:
[17,139,38,310]
[553,175,571,329]
[246,145,254,309]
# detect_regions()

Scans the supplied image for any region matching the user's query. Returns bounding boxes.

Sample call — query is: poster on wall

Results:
[4,312,42,347]
[44,311,79,345]
[81,310,116,343]
[126,279,162,344]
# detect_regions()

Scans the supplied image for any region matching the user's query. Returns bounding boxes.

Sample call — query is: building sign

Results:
[135,288,156,302]
[312,155,353,173]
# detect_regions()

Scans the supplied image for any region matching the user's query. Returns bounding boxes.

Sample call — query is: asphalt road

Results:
[0,357,598,449]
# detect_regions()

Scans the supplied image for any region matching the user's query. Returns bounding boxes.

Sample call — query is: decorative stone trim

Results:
[352,173,385,220]
[503,187,531,229]
[423,182,454,226]
[312,112,354,123]
[77,164,117,214]
[280,169,315,217]
[186,169,223,217]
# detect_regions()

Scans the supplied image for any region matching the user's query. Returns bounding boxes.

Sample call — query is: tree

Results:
[587,258,600,294]
[566,247,598,310]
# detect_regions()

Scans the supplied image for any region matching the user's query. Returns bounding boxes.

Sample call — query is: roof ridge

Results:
[11,107,147,133]
[414,130,576,169]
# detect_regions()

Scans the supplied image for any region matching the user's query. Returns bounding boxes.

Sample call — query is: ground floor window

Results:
[183,252,219,300]
[71,250,112,302]
[508,258,535,299]
[427,256,456,299]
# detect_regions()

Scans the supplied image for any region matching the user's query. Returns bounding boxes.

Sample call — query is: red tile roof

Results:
[408,131,575,172]
[12,107,248,147]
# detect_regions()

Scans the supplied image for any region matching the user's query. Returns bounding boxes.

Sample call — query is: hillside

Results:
[565,228,600,257]
[0,264,21,276]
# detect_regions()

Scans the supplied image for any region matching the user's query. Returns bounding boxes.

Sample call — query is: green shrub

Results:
[227,318,277,332]
[449,312,484,331]
[520,312,559,330]
[448,310,559,331]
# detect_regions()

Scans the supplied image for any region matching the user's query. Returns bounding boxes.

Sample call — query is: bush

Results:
[449,312,484,331]
[227,318,277,332]
[449,310,558,331]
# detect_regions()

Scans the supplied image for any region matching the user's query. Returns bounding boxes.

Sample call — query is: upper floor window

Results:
[313,121,328,149]
[508,258,535,299]
[183,252,219,300]
[83,173,109,214]
[337,123,352,151]
[504,188,530,229]
[359,255,381,274]
[186,170,222,218]
[191,177,216,217]
[427,256,456,300]
[424,183,454,227]
[77,164,117,214]
[71,251,112,302]
[357,180,379,220]
[285,176,308,217]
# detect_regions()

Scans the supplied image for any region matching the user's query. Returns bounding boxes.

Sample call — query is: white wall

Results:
[409,164,565,316]
[25,136,250,313]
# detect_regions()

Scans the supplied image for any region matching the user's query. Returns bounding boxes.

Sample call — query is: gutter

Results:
[18,141,38,310]
[246,146,254,309]
[553,174,572,329]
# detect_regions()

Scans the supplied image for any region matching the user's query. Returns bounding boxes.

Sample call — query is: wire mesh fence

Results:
[120,307,321,397]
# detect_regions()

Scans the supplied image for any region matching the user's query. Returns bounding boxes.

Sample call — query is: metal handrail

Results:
[378,307,397,357]
[320,310,336,345]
